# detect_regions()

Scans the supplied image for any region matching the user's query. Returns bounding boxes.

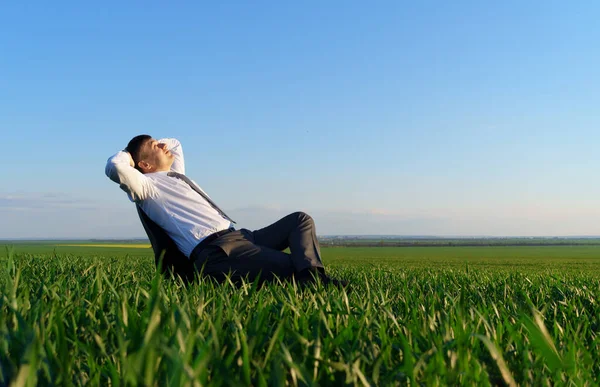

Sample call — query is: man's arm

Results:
[158,138,185,174]
[105,150,157,202]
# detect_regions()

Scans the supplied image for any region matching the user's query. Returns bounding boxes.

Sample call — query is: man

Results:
[105,135,345,287]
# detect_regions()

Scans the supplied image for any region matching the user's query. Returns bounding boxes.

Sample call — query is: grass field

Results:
[1,243,600,385]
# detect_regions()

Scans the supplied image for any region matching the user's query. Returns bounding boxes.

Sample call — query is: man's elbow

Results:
[105,161,123,184]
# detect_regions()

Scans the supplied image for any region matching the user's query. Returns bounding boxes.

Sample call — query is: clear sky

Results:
[1,1,599,238]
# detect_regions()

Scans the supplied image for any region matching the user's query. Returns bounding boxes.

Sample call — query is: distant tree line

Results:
[317,238,600,247]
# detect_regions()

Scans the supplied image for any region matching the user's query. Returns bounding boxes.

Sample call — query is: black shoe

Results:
[294,269,350,291]
[321,276,351,290]
[293,269,320,287]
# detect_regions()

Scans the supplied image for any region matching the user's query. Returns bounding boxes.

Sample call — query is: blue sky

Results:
[1,1,599,238]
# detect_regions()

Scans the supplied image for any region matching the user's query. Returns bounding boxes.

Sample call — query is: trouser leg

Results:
[191,212,325,283]
[251,211,324,273]
[193,230,295,283]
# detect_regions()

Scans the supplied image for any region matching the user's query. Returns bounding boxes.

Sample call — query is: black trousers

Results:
[191,212,325,283]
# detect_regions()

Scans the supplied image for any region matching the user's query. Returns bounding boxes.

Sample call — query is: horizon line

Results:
[3,235,600,241]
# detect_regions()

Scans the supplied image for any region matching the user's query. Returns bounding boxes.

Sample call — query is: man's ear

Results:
[138,160,152,173]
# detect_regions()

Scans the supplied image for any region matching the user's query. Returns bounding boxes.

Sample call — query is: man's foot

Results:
[293,269,319,286]
[321,276,350,289]
[294,269,350,290]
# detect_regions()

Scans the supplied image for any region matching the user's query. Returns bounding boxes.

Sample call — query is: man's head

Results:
[126,135,175,174]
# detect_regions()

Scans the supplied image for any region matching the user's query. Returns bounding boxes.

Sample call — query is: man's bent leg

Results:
[192,231,295,283]
[251,212,324,274]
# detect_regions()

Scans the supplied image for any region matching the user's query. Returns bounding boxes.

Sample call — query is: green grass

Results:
[1,244,600,385]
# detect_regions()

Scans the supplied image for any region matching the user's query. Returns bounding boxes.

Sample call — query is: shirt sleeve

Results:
[158,138,185,174]
[105,151,158,202]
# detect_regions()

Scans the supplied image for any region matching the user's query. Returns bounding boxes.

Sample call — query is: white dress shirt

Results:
[105,138,233,258]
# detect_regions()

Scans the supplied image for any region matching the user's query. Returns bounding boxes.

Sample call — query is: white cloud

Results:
[232,205,600,237]
[1,192,599,239]
[0,192,103,210]
[0,192,145,239]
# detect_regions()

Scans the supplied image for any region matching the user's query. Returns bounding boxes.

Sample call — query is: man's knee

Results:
[293,211,314,225]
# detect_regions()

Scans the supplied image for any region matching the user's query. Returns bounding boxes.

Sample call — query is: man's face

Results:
[138,139,175,173]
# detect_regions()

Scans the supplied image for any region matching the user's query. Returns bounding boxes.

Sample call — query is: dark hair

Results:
[126,134,152,172]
